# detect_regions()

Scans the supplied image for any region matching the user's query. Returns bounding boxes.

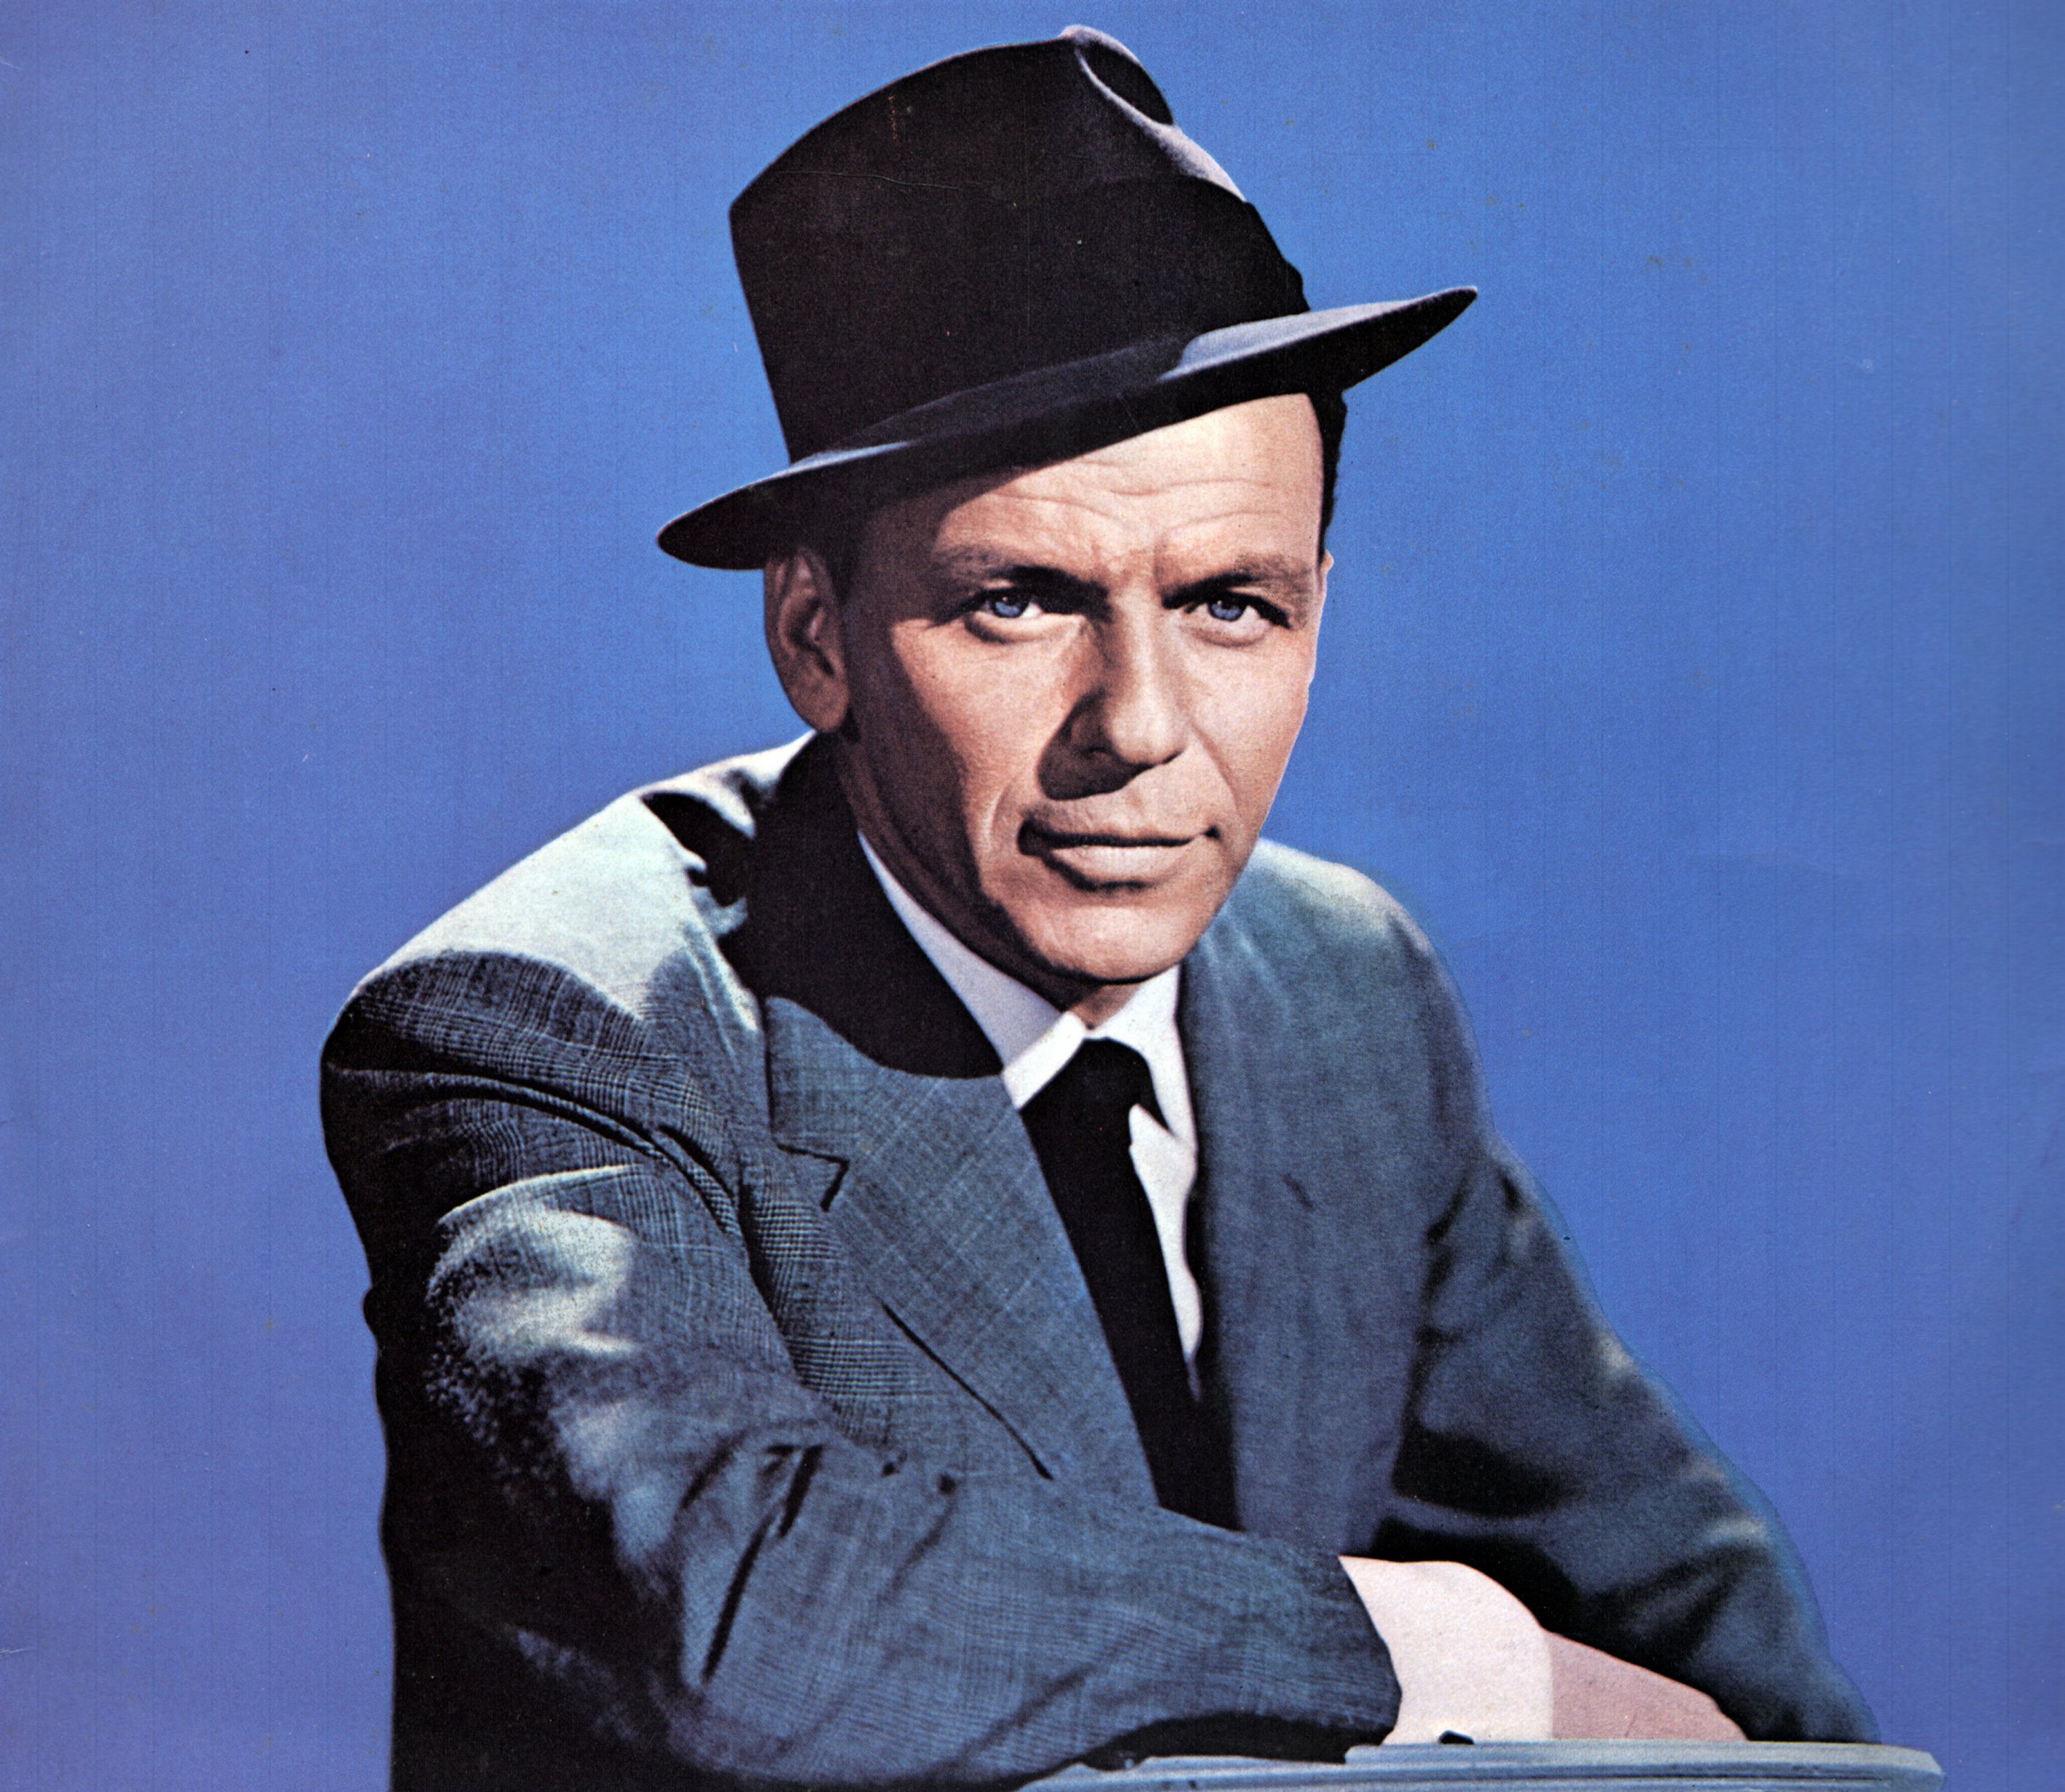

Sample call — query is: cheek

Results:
[1198,645,1315,823]
[860,632,1060,844]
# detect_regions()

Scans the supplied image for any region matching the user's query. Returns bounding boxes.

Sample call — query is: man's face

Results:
[772,393,1328,1013]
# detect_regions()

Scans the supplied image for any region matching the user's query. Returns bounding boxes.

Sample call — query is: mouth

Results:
[1019,821,1204,888]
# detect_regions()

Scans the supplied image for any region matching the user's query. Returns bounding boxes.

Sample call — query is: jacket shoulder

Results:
[1208,839,1485,1129]
[1222,837,1445,989]
[326,740,804,1068]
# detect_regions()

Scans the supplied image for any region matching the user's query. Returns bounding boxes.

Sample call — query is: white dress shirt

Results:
[858,834,1204,1364]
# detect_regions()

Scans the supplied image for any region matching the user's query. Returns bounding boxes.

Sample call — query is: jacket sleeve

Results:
[322,948,1399,1790]
[1371,919,1877,1745]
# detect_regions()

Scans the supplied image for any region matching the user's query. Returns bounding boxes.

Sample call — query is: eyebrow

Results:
[1164,565,1315,609]
[939,559,1105,606]
[933,550,1317,605]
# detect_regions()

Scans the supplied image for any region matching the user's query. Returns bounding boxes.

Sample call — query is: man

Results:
[322,28,1873,1790]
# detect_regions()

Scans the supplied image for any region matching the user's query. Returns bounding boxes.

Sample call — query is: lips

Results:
[1019,821,1203,888]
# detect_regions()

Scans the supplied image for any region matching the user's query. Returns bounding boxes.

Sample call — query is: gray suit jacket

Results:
[321,736,1872,1791]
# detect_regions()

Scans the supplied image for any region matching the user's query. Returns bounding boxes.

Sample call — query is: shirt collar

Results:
[857,832,1194,1146]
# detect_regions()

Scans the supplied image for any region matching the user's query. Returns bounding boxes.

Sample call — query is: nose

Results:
[1063,603,1188,777]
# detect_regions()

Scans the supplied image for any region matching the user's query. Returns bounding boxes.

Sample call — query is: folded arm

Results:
[1371,1132,1876,1743]
[326,952,1400,1787]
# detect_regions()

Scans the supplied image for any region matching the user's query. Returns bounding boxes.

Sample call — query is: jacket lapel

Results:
[732,740,1154,1503]
[1183,891,1406,1552]
[767,1001,1153,1499]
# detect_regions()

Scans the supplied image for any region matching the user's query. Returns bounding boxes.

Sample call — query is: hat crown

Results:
[745,28,1245,208]
[730,28,1309,461]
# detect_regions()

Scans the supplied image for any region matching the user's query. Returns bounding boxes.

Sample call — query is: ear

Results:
[763,547,850,733]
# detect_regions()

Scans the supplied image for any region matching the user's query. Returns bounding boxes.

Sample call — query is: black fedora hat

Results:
[659,26,1474,571]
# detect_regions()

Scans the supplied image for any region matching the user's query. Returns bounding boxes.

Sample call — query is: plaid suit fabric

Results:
[321,737,1871,1791]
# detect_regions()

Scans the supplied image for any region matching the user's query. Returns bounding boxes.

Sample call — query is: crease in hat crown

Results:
[659,26,1476,571]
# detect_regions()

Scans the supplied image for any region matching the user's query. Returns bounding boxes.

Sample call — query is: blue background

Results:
[2,4,2058,1787]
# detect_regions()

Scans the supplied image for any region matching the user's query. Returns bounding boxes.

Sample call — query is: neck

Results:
[1067,982,1140,1028]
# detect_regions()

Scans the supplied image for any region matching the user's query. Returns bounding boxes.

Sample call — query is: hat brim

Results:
[657,286,1475,570]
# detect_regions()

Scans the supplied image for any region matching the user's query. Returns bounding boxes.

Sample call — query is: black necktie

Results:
[1019,1038,1236,1527]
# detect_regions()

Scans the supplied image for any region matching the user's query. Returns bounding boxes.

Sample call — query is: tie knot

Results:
[1063,1036,1161,1118]
[1025,1036,1161,1139]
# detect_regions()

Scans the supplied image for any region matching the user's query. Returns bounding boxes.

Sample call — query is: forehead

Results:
[858,394,1324,579]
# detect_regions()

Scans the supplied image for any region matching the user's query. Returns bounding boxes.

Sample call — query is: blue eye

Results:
[1204,595,1251,622]
[979,592,1032,619]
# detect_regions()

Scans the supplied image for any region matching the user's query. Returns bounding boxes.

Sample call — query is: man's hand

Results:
[1338,1557,1553,1743]
[1544,1634,1744,1740]
[1340,1557,1745,1745]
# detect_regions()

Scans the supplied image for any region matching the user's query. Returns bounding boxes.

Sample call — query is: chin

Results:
[1011,895,1215,992]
